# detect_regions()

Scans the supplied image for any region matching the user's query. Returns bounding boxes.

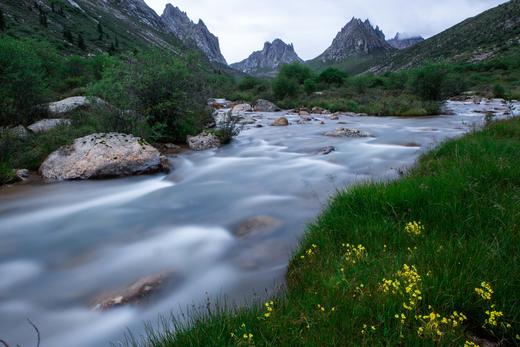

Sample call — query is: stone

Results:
[39,133,168,181]
[329,114,340,120]
[253,99,281,112]
[28,119,72,133]
[0,125,29,138]
[91,272,174,311]
[186,131,221,151]
[324,127,370,138]
[318,146,336,155]
[272,117,289,126]
[47,96,104,115]
[238,115,257,125]
[234,216,282,238]
[231,103,253,115]
[299,111,310,116]
[15,169,30,180]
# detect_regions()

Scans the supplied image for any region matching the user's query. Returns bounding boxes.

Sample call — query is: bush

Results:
[493,83,506,98]
[318,68,348,86]
[272,76,300,100]
[304,78,318,94]
[410,64,447,100]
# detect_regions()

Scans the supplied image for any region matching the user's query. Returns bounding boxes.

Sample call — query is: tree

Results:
[411,64,447,101]
[318,68,348,86]
[63,28,73,42]
[77,33,86,50]
[0,9,5,32]
[97,23,103,40]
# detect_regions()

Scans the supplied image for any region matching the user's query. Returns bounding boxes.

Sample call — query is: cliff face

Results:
[160,4,227,65]
[230,39,303,76]
[387,33,425,49]
[316,17,394,62]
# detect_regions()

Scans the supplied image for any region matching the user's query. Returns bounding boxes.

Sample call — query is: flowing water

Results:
[0,99,517,346]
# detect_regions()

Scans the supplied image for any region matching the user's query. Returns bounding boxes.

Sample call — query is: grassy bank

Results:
[133,118,520,346]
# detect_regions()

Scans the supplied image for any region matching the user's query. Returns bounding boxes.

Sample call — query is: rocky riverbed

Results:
[0,98,517,346]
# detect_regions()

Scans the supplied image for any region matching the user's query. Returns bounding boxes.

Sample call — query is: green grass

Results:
[130,118,520,346]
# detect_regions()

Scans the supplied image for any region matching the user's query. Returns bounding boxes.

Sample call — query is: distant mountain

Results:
[387,33,424,49]
[370,0,520,72]
[231,39,303,77]
[160,4,227,65]
[314,18,394,63]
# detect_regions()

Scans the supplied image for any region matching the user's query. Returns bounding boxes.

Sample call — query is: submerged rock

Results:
[28,119,71,133]
[39,133,168,181]
[187,131,221,151]
[324,127,369,138]
[318,146,336,155]
[272,117,289,126]
[253,99,280,112]
[91,272,174,311]
[234,216,282,238]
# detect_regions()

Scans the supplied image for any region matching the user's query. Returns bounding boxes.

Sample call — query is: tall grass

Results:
[129,118,520,346]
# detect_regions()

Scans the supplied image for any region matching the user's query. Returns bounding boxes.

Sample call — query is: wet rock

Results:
[39,133,168,181]
[187,131,221,151]
[299,110,310,116]
[238,115,257,125]
[318,146,335,155]
[324,127,369,138]
[91,272,174,311]
[15,169,30,180]
[47,96,104,115]
[234,216,282,238]
[255,124,264,128]
[28,119,71,133]
[231,103,253,115]
[311,106,330,114]
[272,117,289,126]
[208,98,233,109]
[253,99,280,112]
[329,114,340,120]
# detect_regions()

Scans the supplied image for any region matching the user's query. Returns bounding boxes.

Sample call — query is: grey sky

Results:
[146,0,508,63]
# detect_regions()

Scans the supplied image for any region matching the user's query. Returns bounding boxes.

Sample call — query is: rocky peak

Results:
[160,4,227,65]
[230,38,303,77]
[387,32,425,49]
[316,17,394,62]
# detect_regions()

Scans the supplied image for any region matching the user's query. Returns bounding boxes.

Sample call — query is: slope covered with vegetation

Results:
[131,116,520,347]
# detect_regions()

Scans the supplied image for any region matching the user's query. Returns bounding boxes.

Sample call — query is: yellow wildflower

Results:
[405,221,424,236]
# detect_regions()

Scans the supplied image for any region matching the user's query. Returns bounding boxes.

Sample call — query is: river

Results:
[0,99,517,346]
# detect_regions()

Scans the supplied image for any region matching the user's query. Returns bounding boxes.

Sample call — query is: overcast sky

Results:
[146,0,508,63]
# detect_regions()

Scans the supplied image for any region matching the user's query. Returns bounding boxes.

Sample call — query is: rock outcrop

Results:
[39,133,168,181]
[315,18,394,62]
[387,33,425,49]
[231,39,303,76]
[47,96,104,115]
[161,4,227,65]
[28,119,71,133]
[187,132,221,151]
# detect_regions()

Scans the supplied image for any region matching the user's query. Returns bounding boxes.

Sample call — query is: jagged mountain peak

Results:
[160,3,227,65]
[315,17,394,63]
[231,38,303,77]
[387,32,425,49]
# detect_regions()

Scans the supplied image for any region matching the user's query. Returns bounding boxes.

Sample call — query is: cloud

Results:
[145,0,508,62]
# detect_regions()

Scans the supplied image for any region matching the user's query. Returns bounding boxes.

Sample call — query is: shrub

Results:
[272,76,299,100]
[304,78,318,94]
[492,83,506,98]
[318,68,348,86]
[411,64,447,100]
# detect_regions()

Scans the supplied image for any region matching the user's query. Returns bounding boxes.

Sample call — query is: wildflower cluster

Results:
[381,264,422,313]
[464,341,480,347]
[360,324,377,335]
[261,301,274,319]
[416,309,467,340]
[230,323,254,345]
[342,243,366,264]
[474,282,510,331]
[300,244,318,260]
[404,221,424,236]
[316,304,336,314]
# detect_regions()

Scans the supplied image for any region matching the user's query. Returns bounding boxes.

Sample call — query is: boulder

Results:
[231,103,253,115]
[318,146,335,155]
[91,272,174,311]
[311,106,325,114]
[234,216,282,238]
[208,98,233,109]
[272,117,289,126]
[28,119,71,133]
[15,169,30,180]
[253,99,280,112]
[39,133,168,181]
[47,96,104,115]
[299,110,310,116]
[329,114,340,120]
[238,115,257,125]
[324,128,370,138]
[187,131,221,151]
[0,125,29,138]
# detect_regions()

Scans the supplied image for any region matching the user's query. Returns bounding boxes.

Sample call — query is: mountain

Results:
[387,33,424,49]
[314,18,394,63]
[370,0,520,72]
[160,4,227,65]
[231,39,303,77]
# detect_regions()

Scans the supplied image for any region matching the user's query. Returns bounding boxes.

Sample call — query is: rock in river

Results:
[272,117,289,126]
[234,216,282,238]
[253,99,280,112]
[324,127,369,138]
[187,131,221,151]
[231,103,253,115]
[39,133,169,181]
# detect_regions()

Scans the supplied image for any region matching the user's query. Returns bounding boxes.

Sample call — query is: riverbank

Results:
[140,117,520,346]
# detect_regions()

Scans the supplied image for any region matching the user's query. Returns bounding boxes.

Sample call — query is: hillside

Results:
[371,0,520,72]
